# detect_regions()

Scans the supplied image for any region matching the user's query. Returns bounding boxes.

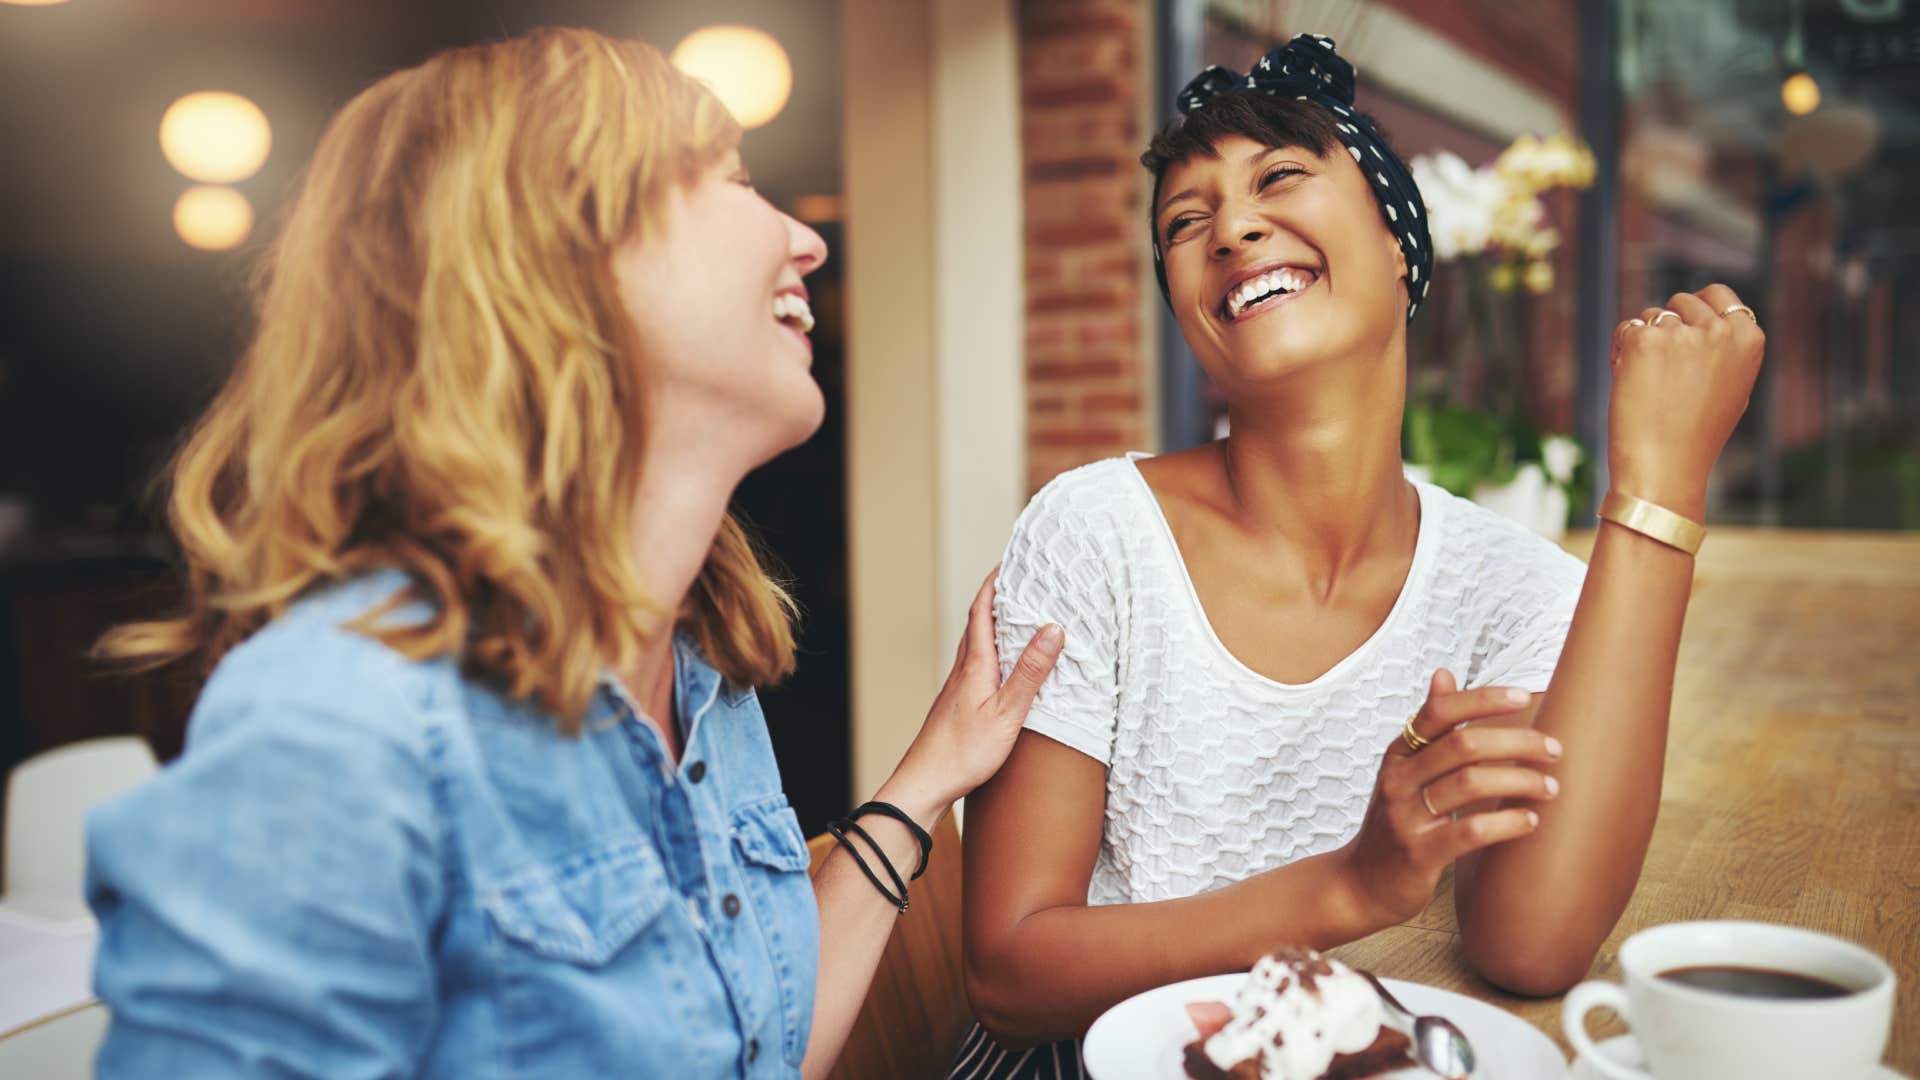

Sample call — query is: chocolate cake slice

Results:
[1180,947,1419,1080]
[1183,1027,1413,1080]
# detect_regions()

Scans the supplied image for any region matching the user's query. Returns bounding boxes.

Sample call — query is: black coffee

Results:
[1658,964,1852,1000]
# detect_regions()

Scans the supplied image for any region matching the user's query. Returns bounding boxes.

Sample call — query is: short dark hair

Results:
[1141,90,1387,224]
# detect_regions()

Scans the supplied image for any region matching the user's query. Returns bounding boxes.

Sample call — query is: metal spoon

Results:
[1359,971,1477,1079]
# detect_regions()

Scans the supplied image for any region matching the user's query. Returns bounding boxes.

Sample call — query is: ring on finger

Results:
[1652,309,1682,326]
[1420,785,1441,817]
[1401,712,1430,753]
[1720,303,1758,324]
[1623,317,1647,329]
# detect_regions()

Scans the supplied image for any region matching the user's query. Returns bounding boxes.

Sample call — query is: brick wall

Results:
[1017,0,1154,495]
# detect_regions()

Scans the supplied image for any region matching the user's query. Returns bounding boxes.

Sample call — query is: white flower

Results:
[1490,189,1549,253]
[1495,134,1546,191]
[1542,434,1584,485]
[1497,132,1596,195]
[1409,151,1503,261]
[1412,138,1591,265]
[1524,225,1561,260]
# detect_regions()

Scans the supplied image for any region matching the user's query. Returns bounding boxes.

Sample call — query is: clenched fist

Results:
[1608,285,1765,519]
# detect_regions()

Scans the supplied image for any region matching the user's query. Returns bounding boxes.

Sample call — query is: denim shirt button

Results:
[688,761,707,783]
[722,893,742,918]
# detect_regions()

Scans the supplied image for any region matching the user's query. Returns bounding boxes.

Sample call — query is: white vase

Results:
[1470,463,1568,541]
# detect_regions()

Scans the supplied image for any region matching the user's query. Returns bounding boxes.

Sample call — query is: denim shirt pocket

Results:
[482,839,672,967]
[729,795,820,1067]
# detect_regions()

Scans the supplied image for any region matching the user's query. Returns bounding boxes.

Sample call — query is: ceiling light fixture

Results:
[160,91,271,184]
[670,25,793,130]
[173,186,253,251]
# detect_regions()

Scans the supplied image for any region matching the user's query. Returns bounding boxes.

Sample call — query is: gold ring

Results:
[1720,303,1757,324]
[1401,712,1430,753]
[1652,310,1682,326]
[1421,785,1441,817]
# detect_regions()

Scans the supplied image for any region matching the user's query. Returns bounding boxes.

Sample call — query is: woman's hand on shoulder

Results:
[1335,669,1562,927]
[879,569,1064,829]
[1607,284,1766,518]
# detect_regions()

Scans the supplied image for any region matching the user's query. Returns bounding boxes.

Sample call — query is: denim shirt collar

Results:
[671,630,756,709]
[590,629,751,735]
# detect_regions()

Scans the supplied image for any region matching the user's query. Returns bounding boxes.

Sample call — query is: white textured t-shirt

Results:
[993,454,1587,907]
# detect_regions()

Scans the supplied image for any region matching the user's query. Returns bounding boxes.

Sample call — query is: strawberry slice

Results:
[1184,1000,1233,1040]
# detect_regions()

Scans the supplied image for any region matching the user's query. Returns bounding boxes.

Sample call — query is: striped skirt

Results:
[946,1022,1087,1079]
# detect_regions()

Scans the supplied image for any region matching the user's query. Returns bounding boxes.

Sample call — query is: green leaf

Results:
[1402,404,1560,497]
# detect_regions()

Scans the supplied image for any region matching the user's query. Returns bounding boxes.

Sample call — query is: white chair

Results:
[0,1002,109,1079]
[4,736,158,897]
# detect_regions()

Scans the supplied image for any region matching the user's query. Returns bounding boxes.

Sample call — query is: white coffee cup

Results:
[1562,920,1895,1080]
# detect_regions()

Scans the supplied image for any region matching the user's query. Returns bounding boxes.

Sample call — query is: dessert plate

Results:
[1569,1034,1909,1080]
[1084,974,1568,1080]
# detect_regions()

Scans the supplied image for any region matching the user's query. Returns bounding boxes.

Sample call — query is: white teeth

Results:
[1225,267,1317,319]
[773,293,815,333]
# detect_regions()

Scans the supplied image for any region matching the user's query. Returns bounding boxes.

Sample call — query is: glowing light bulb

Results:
[1782,72,1821,116]
[173,186,253,251]
[670,25,793,129]
[160,91,271,183]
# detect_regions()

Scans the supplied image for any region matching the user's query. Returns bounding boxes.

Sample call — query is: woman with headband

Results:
[955,35,1763,1076]
[83,29,1064,1078]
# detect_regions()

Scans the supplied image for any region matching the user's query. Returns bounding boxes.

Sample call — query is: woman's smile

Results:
[1218,262,1322,325]
[773,285,815,359]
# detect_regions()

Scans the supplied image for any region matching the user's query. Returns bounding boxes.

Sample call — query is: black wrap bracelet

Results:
[848,801,933,881]
[826,817,908,912]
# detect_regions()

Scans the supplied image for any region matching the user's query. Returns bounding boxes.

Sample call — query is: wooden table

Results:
[1328,528,1920,1073]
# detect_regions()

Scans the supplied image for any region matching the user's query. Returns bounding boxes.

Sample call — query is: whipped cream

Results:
[1203,948,1390,1079]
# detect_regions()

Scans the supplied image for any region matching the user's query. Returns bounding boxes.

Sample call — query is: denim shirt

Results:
[86,571,819,1078]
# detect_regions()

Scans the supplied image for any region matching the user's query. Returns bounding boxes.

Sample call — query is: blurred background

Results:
[2,0,1916,838]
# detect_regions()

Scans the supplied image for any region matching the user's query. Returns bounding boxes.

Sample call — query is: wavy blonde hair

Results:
[98,28,797,732]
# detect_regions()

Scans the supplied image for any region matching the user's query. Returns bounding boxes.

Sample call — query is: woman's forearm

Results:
[1458,284,1764,994]
[804,581,1065,1075]
[1455,515,1696,994]
[966,847,1390,1048]
[801,785,946,1080]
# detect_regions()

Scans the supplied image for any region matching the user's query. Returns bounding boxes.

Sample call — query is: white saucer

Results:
[1084,973,1568,1079]
[1571,1034,1908,1079]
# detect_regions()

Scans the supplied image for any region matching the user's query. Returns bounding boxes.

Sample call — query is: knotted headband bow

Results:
[1153,34,1433,321]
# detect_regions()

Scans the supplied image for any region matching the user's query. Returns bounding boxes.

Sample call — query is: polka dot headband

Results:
[1151,34,1434,321]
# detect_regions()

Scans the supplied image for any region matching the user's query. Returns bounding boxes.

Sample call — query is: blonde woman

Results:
[86,29,1062,1079]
